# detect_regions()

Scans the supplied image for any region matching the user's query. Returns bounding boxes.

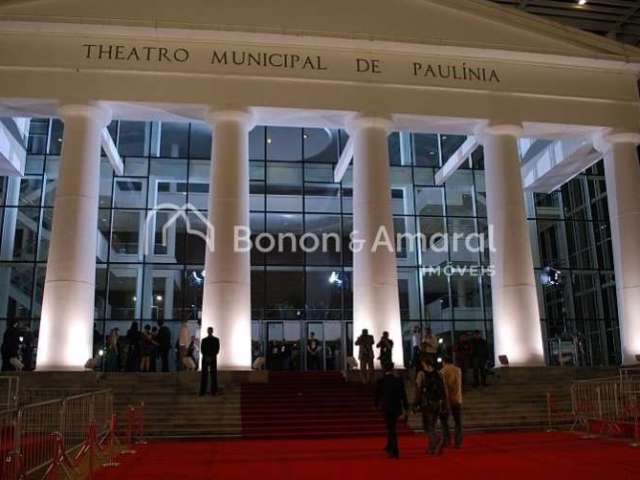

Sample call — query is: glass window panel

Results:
[304,128,338,163]
[536,220,570,268]
[398,268,421,320]
[413,167,434,186]
[342,216,353,267]
[440,134,466,163]
[118,121,149,157]
[266,127,302,161]
[265,267,305,319]
[250,181,265,211]
[415,187,443,216]
[27,118,49,155]
[305,183,340,213]
[306,267,343,320]
[422,271,451,320]
[418,217,448,267]
[113,178,147,209]
[0,263,34,319]
[189,122,211,159]
[48,119,64,156]
[451,274,483,319]
[187,159,209,212]
[304,214,342,266]
[572,272,603,319]
[250,161,265,181]
[265,213,303,265]
[447,218,479,264]
[95,265,107,319]
[4,208,39,261]
[474,171,486,217]
[110,210,142,257]
[184,213,208,264]
[147,210,187,264]
[390,167,414,215]
[413,133,439,167]
[159,122,189,158]
[123,157,148,177]
[184,267,204,320]
[266,162,302,211]
[594,222,613,270]
[395,216,417,266]
[471,146,484,170]
[97,209,111,263]
[99,160,114,208]
[19,177,42,207]
[43,157,59,207]
[304,163,334,182]
[250,213,265,266]
[142,265,184,321]
[107,265,141,320]
[37,208,53,262]
[149,158,188,207]
[388,132,402,166]
[249,126,265,161]
[445,170,474,217]
[251,268,265,319]
[25,156,44,175]
[565,221,597,269]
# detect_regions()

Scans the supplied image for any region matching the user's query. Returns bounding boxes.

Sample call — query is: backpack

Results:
[421,371,445,412]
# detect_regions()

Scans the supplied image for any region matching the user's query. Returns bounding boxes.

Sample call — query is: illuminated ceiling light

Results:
[578,0,587,5]
[156,295,163,302]
[267,138,272,144]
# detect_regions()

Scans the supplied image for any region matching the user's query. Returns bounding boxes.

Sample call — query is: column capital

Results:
[58,104,111,128]
[205,109,255,130]
[593,130,640,153]
[345,115,393,136]
[475,122,524,138]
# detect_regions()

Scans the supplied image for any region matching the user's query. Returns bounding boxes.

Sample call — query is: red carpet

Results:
[241,371,411,438]
[94,432,640,480]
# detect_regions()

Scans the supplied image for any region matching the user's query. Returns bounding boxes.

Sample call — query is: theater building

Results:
[1,0,640,371]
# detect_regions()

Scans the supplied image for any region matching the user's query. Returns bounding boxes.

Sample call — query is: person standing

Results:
[375,363,408,459]
[307,332,321,370]
[410,326,422,370]
[1,321,20,371]
[125,322,141,372]
[454,333,472,385]
[414,356,446,455]
[178,318,191,370]
[199,327,220,396]
[471,330,489,387]
[422,328,438,364]
[157,319,173,372]
[139,324,156,372]
[439,357,463,448]
[376,331,394,370]
[355,329,375,383]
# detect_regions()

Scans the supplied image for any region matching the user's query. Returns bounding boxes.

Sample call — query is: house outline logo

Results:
[143,203,214,256]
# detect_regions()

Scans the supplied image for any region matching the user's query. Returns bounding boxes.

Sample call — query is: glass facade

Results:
[0,118,620,369]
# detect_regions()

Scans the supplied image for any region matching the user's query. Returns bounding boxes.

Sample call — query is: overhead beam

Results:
[100,127,123,175]
[333,137,353,183]
[434,136,478,186]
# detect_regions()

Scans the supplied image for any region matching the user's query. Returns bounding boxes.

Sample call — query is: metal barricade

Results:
[571,373,640,440]
[17,399,63,477]
[0,377,20,411]
[1,389,114,479]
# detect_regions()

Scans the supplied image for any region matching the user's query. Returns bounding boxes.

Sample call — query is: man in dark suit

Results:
[375,363,408,459]
[199,327,220,396]
[156,319,172,372]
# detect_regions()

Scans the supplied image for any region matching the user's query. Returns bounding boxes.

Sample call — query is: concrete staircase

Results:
[6,367,617,439]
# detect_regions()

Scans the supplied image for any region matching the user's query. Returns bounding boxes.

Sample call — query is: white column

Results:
[479,124,545,366]
[37,104,111,370]
[348,116,403,367]
[596,132,640,365]
[201,110,253,369]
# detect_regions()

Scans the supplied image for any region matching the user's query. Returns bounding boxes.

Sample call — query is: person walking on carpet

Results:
[375,363,409,459]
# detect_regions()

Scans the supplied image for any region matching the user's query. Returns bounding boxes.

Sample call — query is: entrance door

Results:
[303,322,345,371]
[266,321,302,370]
